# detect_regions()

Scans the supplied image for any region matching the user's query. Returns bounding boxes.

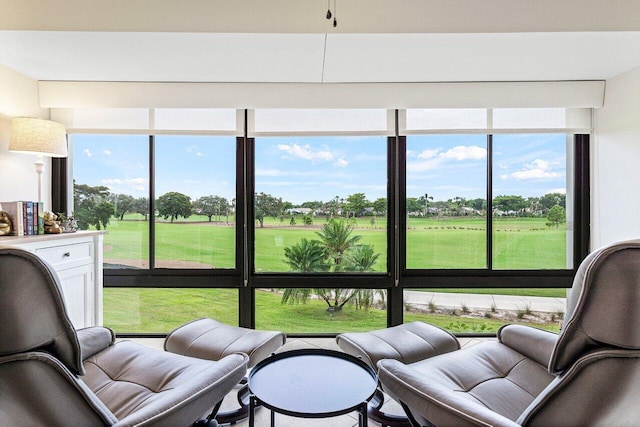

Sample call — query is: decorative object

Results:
[0,211,12,236]
[9,117,68,202]
[42,211,62,234]
[56,212,78,233]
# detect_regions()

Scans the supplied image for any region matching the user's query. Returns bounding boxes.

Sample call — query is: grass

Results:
[100,215,568,334]
[105,288,561,334]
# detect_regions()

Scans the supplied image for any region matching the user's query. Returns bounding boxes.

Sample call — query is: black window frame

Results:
[54,112,590,337]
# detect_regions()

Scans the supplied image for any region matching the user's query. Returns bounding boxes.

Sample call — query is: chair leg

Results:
[214,377,257,425]
[368,388,412,427]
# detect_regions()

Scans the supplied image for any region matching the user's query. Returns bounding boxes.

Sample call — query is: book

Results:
[24,201,34,235]
[37,201,44,235]
[0,201,24,236]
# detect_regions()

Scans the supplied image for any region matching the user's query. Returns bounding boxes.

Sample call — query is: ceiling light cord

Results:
[326,0,337,27]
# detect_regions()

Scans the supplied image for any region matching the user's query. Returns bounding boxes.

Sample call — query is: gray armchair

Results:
[0,248,249,426]
[378,239,640,426]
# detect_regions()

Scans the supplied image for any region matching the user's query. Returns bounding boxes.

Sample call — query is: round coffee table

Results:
[248,349,378,427]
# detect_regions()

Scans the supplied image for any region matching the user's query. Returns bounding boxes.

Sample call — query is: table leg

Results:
[249,395,256,427]
[359,402,368,427]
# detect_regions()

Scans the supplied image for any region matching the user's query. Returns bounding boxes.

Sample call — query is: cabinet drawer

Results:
[36,242,93,269]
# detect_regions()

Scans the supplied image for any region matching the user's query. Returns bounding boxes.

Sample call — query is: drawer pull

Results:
[63,252,71,257]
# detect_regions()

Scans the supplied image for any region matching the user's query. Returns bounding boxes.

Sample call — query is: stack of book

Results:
[0,201,45,236]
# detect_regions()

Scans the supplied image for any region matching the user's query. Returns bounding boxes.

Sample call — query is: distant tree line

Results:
[72,182,567,231]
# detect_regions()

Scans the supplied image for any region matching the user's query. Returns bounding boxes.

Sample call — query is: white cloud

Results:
[439,145,486,161]
[334,158,349,168]
[417,148,441,159]
[511,158,562,180]
[83,148,93,157]
[102,177,147,192]
[277,143,333,162]
[103,149,111,156]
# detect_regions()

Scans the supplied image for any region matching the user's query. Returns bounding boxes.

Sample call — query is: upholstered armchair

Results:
[0,247,249,426]
[378,239,640,426]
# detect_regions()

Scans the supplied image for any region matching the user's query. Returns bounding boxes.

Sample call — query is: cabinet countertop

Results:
[0,230,106,245]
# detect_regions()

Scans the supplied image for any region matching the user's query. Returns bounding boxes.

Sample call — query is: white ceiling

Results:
[1,30,640,84]
[1,1,640,84]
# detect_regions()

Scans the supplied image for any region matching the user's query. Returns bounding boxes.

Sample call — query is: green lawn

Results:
[104,287,560,334]
[101,215,567,334]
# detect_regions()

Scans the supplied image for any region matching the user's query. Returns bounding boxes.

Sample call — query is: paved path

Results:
[404,290,567,313]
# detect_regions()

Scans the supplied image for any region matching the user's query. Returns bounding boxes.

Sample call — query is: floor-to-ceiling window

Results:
[65,106,590,336]
[71,109,241,333]
[400,108,587,334]
[250,109,391,333]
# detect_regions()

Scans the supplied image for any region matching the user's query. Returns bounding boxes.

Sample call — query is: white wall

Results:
[0,65,52,209]
[593,65,640,248]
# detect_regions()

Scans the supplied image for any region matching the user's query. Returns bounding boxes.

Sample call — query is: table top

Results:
[248,348,377,418]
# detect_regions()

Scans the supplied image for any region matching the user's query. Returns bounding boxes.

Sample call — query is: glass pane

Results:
[406,135,487,268]
[492,134,570,269]
[72,134,150,269]
[104,288,239,333]
[403,288,566,334]
[154,136,236,269]
[255,288,387,333]
[254,135,387,273]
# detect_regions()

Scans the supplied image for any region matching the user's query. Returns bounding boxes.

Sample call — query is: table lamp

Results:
[9,117,68,202]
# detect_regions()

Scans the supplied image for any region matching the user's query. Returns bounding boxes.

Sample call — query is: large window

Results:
[66,107,589,336]
[406,134,487,269]
[254,135,388,273]
[154,135,236,269]
[73,134,150,269]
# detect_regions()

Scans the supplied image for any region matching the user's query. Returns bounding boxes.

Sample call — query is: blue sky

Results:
[73,133,566,205]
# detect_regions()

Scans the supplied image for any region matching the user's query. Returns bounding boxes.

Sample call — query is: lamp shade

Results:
[9,117,68,157]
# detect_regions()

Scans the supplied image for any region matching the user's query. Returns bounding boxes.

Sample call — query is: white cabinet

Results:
[0,231,105,328]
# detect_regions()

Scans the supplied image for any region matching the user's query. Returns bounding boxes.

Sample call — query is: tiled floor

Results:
[128,336,490,426]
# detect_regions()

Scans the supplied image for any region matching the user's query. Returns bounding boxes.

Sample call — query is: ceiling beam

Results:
[2,0,640,34]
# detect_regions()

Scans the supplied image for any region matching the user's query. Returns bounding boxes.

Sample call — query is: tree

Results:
[283,239,330,273]
[343,244,379,272]
[316,220,362,268]
[406,197,424,215]
[280,220,383,313]
[73,182,114,230]
[156,192,192,222]
[114,194,135,220]
[546,205,566,228]
[539,193,566,212]
[372,197,387,216]
[493,195,527,215]
[132,197,149,220]
[345,193,368,217]
[194,195,229,222]
[255,192,284,228]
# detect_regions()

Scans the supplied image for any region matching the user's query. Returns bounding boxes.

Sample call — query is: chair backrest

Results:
[517,239,640,425]
[0,247,84,375]
[0,352,117,426]
[549,239,640,374]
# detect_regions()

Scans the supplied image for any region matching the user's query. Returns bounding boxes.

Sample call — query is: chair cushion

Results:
[336,321,460,369]
[379,341,554,425]
[164,318,286,368]
[82,340,248,425]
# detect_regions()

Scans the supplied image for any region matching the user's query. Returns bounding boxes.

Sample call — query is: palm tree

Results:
[282,239,330,273]
[316,220,361,268]
[343,244,379,272]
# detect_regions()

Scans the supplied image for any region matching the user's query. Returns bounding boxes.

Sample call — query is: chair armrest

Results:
[498,324,558,368]
[76,326,115,361]
[378,359,520,427]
